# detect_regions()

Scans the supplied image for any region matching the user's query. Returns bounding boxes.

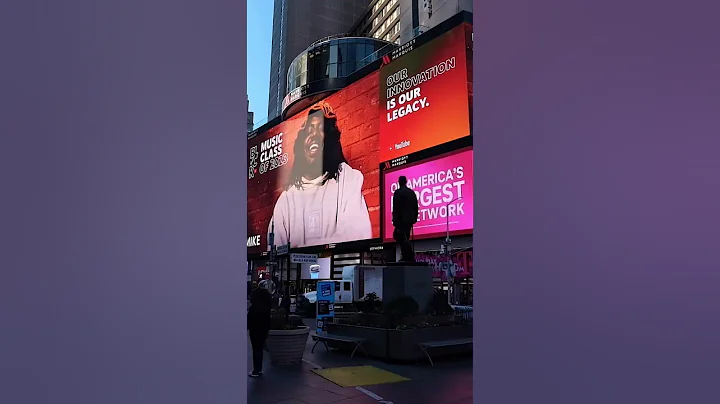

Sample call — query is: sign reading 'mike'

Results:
[379,23,471,163]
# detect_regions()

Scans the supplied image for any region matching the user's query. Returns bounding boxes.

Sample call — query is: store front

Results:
[388,234,474,306]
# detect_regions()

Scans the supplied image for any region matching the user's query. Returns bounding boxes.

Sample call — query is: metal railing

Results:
[308,33,351,47]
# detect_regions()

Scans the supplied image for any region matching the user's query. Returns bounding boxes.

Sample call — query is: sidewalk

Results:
[249,318,473,404]
[247,350,378,404]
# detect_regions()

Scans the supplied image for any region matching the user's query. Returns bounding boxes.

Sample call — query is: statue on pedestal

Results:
[392,176,419,262]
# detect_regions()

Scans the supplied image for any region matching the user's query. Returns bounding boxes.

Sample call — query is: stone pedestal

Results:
[382,263,433,311]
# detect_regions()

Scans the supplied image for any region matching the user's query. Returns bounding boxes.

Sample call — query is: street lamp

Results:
[267,221,279,308]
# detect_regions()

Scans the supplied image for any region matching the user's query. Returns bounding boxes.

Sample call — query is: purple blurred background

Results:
[1,0,247,403]
[473,0,720,402]
[0,0,718,403]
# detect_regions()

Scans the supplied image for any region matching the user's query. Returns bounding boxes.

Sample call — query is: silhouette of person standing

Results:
[248,286,272,377]
[392,176,419,262]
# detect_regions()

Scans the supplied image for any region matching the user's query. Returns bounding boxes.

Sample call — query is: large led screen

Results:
[379,23,471,163]
[383,147,473,242]
[248,73,381,253]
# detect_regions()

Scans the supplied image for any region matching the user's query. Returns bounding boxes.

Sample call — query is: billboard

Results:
[415,250,473,280]
[383,147,473,242]
[379,23,471,163]
[247,73,381,253]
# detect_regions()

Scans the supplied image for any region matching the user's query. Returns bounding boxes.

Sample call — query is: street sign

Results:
[290,253,318,264]
[276,243,290,256]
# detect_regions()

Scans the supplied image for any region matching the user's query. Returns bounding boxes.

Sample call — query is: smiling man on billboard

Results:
[267,101,372,248]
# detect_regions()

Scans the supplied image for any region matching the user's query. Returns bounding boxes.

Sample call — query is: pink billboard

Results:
[415,250,473,279]
[383,147,473,241]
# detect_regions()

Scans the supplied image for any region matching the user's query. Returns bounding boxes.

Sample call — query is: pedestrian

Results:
[248,286,272,377]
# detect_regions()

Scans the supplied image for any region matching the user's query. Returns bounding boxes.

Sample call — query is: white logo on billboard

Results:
[247,235,261,247]
[248,145,259,179]
[249,133,289,178]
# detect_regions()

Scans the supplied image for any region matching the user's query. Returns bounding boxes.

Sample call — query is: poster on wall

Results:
[383,147,473,241]
[247,73,382,253]
[316,281,335,334]
[379,23,471,163]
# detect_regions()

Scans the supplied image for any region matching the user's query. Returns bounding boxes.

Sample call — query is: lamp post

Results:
[441,197,462,306]
[267,221,278,308]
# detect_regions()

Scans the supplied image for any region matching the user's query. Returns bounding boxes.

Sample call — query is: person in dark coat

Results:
[248,286,272,377]
[392,175,419,262]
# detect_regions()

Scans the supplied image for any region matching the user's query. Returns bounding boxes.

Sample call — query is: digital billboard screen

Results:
[379,23,471,163]
[247,73,381,253]
[383,147,473,242]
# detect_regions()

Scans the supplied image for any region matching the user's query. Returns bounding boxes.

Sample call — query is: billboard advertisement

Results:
[415,250,473,279]
[379,23,471,163]
[247,73,381,253]
[383,147,473,242]
[316,281,335,334]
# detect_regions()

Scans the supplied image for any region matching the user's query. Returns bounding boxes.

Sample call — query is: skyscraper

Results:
[351,0,402,44]
[351,0,473,45]
[267,0,370,120]
[247,94,254,135]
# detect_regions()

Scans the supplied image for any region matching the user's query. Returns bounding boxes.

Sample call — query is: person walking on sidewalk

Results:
[248,286,272,377]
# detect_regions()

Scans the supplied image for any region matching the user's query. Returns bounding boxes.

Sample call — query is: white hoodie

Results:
[267,162,372,249]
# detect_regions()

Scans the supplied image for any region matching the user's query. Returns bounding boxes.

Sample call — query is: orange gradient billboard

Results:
[379,23,471,162]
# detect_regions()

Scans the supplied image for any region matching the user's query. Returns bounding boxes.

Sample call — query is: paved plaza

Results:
[248,319,473,404]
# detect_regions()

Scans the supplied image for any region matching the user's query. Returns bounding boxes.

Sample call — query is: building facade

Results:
[267,0,371,121]
[282,35,396,117]
[351,0,473,45]
[351,0,402,44]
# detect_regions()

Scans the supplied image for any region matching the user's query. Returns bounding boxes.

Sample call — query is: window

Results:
[379,19,389,34]
[317,47,329,79]
[385,0,398,16]
[329,44,339,64]
[337,42,348,64]
[373,0,385,14]
[326,63,337,78]
[391,7,400,22]
[391,22,400,36]
[355,41,369,62]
